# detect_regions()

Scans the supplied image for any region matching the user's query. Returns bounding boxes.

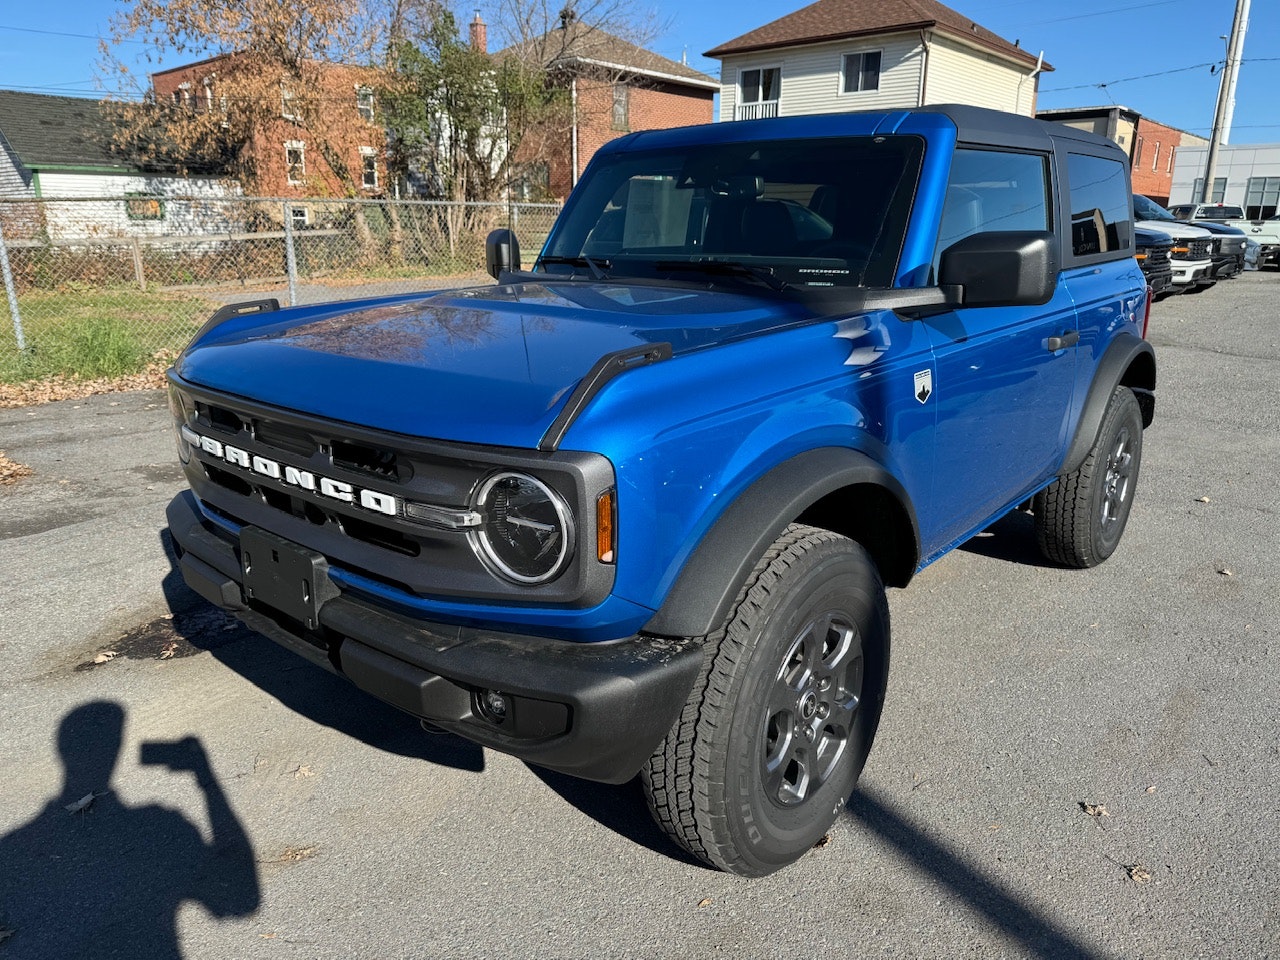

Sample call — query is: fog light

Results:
[478,689,509,723]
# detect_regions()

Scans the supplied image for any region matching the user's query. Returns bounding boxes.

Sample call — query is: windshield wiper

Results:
[654,259,789,292]
[538,255,611,281]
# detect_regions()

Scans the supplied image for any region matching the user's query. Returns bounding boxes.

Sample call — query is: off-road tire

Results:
[640,524,890,877]
[1034,385,1143,568]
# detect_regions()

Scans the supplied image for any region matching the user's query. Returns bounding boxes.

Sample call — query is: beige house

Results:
[705,0,1051,121]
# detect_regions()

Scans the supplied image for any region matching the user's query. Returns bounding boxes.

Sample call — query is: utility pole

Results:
[1200,0,1250,203]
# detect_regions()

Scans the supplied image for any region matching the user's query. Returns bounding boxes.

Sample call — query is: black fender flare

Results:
[642,447,919,639]
[1061,333,1157,476]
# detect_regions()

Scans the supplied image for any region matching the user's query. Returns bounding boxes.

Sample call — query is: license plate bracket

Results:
[240,527,338,630]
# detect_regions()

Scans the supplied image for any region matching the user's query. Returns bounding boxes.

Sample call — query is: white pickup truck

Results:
[1167,202,1280,268]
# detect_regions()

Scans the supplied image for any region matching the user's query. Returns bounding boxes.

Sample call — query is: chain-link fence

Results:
[0,195,561,382]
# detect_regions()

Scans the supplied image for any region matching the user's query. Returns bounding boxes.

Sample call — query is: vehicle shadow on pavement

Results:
[959,509,1060,568]
[157,532,486,773]
[844,788,1106,960]
[0,701,260,960]
[526,768,707,868]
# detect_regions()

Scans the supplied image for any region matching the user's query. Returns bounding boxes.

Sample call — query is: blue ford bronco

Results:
[166,104,1155,876]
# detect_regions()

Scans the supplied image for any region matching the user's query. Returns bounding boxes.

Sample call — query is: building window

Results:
[1167,146,1176,174]
[737,66,780,120]
[1245,176,1280,219]
[1134,136,1143,165]
[124,194,165,221]
[356,87,375,122]
[1192,177,1227,204]
[1151,142,1160,171]
[612,84,630,131]
[290,206,310,229]
[841,51,882,94]
[282,86,300,121]
[360,146,378,190]
[285,141,305,184]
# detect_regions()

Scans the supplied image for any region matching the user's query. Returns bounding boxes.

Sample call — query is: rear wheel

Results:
[641,524,890,877]
[1034,385,1143,568]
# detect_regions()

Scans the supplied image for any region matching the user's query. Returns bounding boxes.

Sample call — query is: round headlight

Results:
[472,472,574,584]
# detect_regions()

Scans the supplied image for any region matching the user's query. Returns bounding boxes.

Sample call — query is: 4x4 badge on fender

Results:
[914,369,933,404]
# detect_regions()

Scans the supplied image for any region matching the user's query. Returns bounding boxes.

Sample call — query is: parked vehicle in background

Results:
[1167,202,1246,221]
[1133,195,1215,292]
[1190,220,1247,278]
[1135,226,1175,297]
[1168,201,1280,269]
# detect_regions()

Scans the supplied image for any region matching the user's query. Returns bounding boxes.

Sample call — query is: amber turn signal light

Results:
[596,490,616,563]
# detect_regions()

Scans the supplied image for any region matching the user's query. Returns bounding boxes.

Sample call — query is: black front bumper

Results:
[167,491,702,784]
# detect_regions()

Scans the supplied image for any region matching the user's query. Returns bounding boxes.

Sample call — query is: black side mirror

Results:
[485,229,521,280]
[938,230,1058,308]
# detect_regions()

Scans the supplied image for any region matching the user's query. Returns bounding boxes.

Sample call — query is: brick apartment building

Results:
[491,16,717,199]
[151,55,387,203]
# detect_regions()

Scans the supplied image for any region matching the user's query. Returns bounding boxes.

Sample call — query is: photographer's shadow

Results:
[159,531,484,772]
[0,701,258,960]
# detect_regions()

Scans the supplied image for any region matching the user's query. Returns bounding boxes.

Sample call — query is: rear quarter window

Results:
[1066,153,1132,261]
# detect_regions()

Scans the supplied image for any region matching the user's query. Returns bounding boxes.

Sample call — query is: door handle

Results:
[1047,331,1080,352]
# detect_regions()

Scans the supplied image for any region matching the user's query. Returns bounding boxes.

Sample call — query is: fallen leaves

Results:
[1079,802,1111,819]
[0,355,175,410]
[158,641,179,660]
[697,898,713,909]
[292,765,316,779]
[812,833,832,849]
[0,449,32,485]
[92,650,119,665]
[271,845,319,864]
[1194,496,1211,503]
[1126,864,1152,885]
[64,792,97,814]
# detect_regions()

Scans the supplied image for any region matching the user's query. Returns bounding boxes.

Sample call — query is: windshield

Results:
[540,135,925,290]
[1133,194,1177,223]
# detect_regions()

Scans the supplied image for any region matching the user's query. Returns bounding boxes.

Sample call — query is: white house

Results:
[704,0,1050,121]
[0,90,239,241]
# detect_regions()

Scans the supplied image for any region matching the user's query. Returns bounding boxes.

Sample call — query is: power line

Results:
[0,23,147,45]
[1041,62,1215,92]
[1041,57,1280,94]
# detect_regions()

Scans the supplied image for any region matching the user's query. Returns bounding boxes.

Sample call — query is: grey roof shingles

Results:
[704,0,1049,70]
[0,90,132,171]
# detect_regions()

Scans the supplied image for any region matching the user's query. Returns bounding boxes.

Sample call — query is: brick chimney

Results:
[469,12,487,53]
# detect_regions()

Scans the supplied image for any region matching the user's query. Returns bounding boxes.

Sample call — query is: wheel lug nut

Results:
[818,677,830,691]
[804,728,815,742]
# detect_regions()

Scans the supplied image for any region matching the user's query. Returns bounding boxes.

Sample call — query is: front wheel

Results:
[1034,385,1143,568]
[641,525,890,877]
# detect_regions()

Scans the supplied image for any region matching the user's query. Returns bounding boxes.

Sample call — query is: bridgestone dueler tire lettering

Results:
[640,524,890,877]
[1034,385,1144,568]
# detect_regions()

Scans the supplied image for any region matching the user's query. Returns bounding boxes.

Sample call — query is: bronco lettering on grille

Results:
[180,425,399,516]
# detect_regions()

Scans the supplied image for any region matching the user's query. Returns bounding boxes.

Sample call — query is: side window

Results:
[935,149,1049,267]
[1066,153,1131,259]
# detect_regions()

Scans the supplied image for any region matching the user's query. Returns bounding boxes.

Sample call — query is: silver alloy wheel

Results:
[761,611,863,806]
[1101,425,1135,530]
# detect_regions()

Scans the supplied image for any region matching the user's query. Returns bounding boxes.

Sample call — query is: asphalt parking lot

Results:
[1,272,1277,959]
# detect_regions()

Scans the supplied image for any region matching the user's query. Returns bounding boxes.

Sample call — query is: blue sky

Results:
[0,0,1275,143]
